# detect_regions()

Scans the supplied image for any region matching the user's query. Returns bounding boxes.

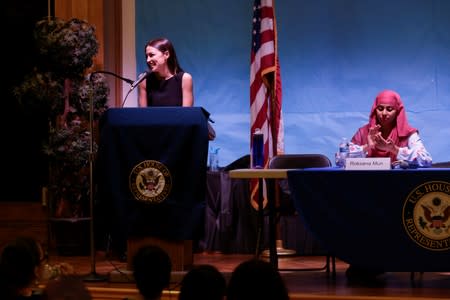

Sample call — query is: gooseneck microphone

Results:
[130,71,151,90]
[122,71,151,107]
[88,70,151,107]
[89,70,134,85]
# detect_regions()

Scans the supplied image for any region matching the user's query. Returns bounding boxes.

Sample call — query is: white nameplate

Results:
[345,157,391,170]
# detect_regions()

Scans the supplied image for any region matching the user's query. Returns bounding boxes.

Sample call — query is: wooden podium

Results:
[127,237,193,271]
[96,107,209,273]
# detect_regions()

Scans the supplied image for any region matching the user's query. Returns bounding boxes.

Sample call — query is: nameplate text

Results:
[345,157,391,170]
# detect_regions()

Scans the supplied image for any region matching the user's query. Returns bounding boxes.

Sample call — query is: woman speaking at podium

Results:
[138,37,194,107]
[137,37,215,140]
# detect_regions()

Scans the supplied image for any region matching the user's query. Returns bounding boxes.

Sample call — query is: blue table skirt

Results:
[287,168,450,272]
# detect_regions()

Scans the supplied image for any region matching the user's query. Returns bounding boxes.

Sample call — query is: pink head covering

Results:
[352,89,417,159]
[368,89,416,138]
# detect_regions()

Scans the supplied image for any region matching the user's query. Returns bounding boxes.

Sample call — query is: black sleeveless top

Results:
[145,71,184,106]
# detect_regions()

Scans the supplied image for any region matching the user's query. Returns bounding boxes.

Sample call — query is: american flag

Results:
[250,0,284,210]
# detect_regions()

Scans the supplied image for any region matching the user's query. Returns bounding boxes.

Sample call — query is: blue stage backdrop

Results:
[135,0,450,166]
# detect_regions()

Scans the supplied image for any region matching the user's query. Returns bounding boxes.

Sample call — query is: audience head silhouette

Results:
[178,264,226,300]
[227,258,289,300]
[132,244,172,300]
[0,236,45,299]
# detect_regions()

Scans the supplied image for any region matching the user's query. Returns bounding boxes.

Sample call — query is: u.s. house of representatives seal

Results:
[129,160,172,204]
[402,181,450,251]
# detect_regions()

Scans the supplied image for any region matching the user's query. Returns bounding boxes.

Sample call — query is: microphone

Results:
[130,71,151,90]
[89,70,134,85]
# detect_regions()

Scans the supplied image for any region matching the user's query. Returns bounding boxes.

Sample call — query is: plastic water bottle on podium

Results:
[337,137,349,168]
[209,147,220,171]
[252,128,264,169]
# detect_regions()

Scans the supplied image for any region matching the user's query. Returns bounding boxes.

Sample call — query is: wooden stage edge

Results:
[86,286,450,300]
[45,252,450,300]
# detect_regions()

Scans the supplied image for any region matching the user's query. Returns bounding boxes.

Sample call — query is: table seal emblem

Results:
[402,181,450,251]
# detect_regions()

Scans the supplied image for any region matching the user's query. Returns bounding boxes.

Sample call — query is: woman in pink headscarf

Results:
[349,89,432,167]
[346,91,433,282]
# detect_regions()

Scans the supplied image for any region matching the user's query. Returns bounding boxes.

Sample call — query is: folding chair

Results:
[268,154,336,277]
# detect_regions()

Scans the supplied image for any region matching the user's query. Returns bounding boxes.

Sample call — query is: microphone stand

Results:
[82,70,134,282]
[83,73,108,282]
[91,70,134,85]
[89,70,136,107]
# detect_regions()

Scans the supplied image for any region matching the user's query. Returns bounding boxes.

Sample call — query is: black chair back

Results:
[269,154,332,169]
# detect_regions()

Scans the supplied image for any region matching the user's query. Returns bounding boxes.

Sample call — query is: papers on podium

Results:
[345,157,391,170]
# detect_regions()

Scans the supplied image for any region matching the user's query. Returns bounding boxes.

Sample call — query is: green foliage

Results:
[34,18,99,76]
[13,71,65,119]
[44,121,92,217]
[13,17,109,218]
[43,121,94,172]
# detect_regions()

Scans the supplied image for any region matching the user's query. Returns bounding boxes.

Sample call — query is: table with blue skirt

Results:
[287,167,450,272]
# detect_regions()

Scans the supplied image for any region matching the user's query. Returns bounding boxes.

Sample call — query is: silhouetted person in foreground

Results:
[227,258,289,300]
[132,245,172,300]
[178,264,226,300]
[0,236,46,299]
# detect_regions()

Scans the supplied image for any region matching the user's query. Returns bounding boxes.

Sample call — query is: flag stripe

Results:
[250,0,284,210]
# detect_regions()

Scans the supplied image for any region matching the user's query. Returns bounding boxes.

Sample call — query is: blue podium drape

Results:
[95,107,209,253]
[287,168,450,272]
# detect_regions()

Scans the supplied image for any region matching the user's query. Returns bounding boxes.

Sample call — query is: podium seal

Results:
[129,160,172,203]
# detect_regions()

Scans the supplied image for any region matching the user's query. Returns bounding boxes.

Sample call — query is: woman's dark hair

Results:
[145,37,183,74]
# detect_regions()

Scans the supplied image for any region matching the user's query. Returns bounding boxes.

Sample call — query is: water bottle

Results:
[209,147,220,171]
[252,128,264,168]
[337,137,349,168]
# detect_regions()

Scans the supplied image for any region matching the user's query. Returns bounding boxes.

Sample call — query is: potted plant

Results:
[13,17,109,254]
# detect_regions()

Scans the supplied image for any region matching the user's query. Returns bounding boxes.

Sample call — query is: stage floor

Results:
[46,251,450,299]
